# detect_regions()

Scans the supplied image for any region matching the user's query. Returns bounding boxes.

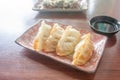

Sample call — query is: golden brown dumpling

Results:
[44,23,64,52]
[56,26,81,56]
[33,21,52,51]
[72,33,94,66]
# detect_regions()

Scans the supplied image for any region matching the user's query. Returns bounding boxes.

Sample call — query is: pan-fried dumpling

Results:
[33,21,52,51]
[72,33,94,66]
[56,26,81,56]
[44,23,64,52]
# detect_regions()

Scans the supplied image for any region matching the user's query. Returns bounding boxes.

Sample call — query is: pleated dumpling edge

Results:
[33,20,52,51]
[72,33,94,66]
[44,23,64,52]
[56,26,81,56]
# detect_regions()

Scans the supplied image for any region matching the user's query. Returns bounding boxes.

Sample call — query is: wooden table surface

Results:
[0,0,120,80]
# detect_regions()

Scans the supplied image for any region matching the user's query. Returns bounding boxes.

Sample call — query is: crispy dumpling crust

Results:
[44,23,64,52]
[56,26,81,56]
[33,21,52,51]
[72,33,94,66]
[33,21,94,66]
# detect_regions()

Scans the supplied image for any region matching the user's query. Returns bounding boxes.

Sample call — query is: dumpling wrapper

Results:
[72,33,94,66]
[33,21,52,51]
[44,23,64,52]
[56,26,81,56]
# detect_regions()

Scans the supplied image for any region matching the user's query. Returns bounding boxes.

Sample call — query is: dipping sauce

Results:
[92,21,118,33]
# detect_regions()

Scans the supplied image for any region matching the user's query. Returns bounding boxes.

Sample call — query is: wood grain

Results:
[0,0,120,80]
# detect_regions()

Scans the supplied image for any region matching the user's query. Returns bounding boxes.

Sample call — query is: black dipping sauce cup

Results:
[89,16,120,36]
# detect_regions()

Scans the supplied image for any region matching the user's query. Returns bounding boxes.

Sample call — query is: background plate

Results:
[15,20,107,73]
[32,0,88,12]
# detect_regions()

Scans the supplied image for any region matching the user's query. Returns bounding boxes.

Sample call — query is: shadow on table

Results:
[22,49,96,80]
[34,11,87,20]
[105,35,117,48]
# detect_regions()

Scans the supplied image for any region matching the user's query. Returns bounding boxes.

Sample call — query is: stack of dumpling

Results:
[33,21,94,66]
[42,0,80,9]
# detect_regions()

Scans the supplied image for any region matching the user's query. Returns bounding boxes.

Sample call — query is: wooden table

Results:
[0,0,120,80]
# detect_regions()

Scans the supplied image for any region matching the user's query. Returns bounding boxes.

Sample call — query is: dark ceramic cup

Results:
[89,16,120,36]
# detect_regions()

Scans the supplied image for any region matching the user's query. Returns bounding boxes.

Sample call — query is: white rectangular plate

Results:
[32,0,88,12]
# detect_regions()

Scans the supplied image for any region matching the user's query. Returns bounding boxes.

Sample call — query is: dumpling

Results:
[44,23,64,52]
[33,20,52,51]
[72,33,94,66]
[56,26,81,56]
